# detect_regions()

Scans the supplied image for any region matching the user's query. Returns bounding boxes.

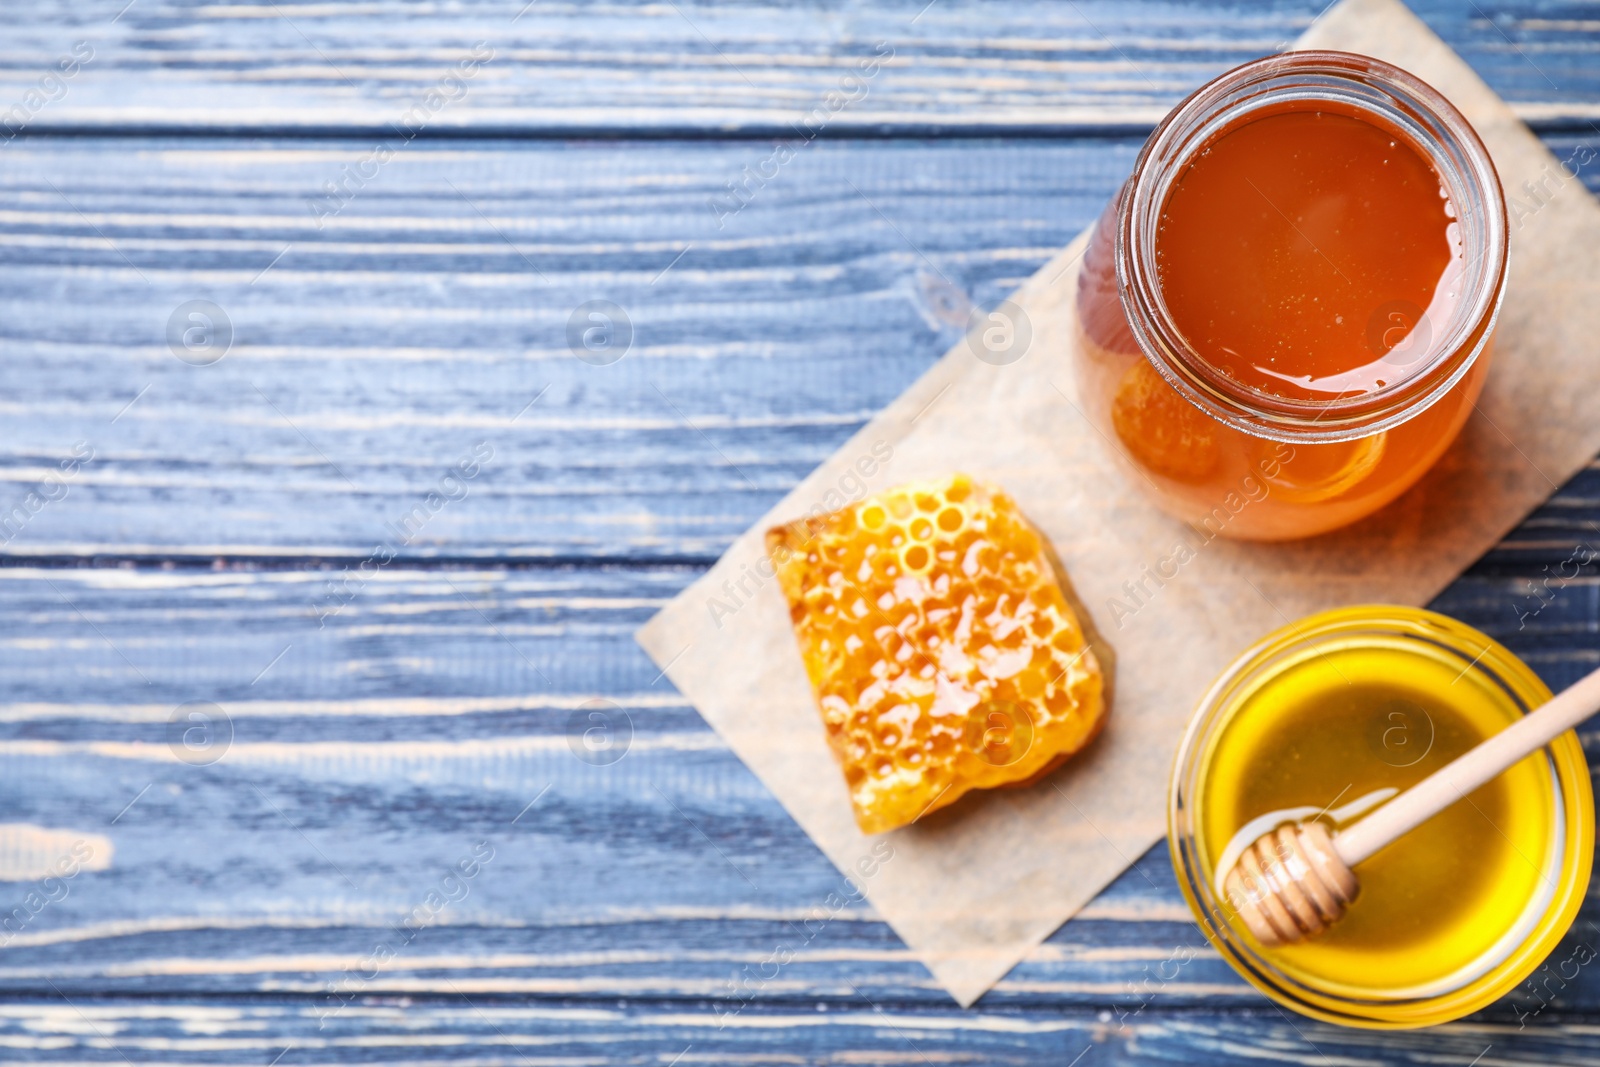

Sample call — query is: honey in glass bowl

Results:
[1171,604,1593,1030]
[1073,52,1508,540]
[1170,606,1593,1028]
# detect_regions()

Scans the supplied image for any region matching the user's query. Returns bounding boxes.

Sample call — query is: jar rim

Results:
[1167,605,1593,1027]
[1115,51,1510,444]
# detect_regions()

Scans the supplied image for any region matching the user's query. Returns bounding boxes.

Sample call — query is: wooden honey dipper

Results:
[1224,665,1600,947]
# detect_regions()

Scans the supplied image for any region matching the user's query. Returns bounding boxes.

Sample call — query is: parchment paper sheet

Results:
[636,0,1600,1006]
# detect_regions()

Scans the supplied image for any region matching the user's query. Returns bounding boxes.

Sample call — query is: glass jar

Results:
[1073,52,1508,540]
[1169,605,1593,1027]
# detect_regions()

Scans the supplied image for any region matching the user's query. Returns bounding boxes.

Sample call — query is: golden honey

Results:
[767,474,1107,835]
[1170,607,1592,1027]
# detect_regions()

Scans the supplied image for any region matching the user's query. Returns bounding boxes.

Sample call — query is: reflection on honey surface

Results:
[1073,195,1491,539]
[1070,94,1498,539]
[1155,108,1460,398]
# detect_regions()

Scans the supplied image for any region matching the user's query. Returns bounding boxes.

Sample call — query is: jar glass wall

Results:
[1072,52,1508,540]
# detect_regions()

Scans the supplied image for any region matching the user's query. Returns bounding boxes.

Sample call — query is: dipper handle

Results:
[1334,663,1600,867]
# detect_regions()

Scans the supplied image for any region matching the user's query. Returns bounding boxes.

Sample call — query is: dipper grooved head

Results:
[1222,822,1358,947]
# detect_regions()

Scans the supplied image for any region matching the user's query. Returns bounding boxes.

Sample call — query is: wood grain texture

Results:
[0,134,1595,562]
[3,0,1600,133]
[2,999,1600,1064]
[4,0,1600,1058]
[0,565,1594,1023]
[0,135,1127,560]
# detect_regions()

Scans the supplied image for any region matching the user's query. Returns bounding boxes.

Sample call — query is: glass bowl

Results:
[1169,605,1592,1027]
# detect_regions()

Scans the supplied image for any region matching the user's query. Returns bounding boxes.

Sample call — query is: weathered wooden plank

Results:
[0,562,1593,1024]
[4,1,1600,134]
[0,562,1236,1009]
[0,134,1597,561]
[0,998,1594,1064]
[4,3,1600,1050]
[0,134,1125,560]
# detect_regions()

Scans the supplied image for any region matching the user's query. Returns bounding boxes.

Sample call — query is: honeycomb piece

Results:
[767,474,1109,835]
[1111,358,1220,483]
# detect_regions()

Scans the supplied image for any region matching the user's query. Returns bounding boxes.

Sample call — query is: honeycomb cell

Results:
[766,474,1109,835]
[1110,358,1220,483]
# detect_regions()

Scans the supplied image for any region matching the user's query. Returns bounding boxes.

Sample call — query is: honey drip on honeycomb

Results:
[767,474,1108,835]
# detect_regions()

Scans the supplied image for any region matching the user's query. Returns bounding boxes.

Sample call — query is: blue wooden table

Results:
[2,1,1599,1062]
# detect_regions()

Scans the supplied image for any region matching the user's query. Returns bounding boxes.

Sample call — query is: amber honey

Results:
[1157,108,1458,398]
[1171,607,1593,1027]
[1074,52,1508,540]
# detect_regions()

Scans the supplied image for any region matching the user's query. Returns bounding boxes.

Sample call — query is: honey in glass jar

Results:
[1073,52,1508,540]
